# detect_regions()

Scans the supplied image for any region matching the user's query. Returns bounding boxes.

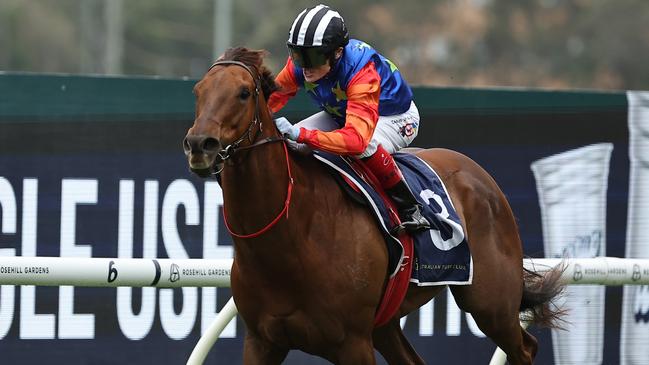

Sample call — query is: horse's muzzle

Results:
[183,134,221,155]
[183,134,221,177]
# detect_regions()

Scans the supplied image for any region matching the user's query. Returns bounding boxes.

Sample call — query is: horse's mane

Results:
[218,47,279,101]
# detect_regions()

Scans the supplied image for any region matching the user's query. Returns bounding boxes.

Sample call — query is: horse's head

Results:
[183,47,278,178]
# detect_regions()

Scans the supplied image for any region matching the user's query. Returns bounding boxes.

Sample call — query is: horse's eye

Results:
[239,89,251,100]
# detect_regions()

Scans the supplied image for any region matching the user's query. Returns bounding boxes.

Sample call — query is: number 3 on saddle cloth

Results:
[313,151,473,327]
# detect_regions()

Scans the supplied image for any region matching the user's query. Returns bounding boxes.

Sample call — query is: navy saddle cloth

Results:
[313,150,473,285]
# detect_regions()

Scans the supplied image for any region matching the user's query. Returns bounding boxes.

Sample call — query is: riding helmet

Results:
[286,4,349,68]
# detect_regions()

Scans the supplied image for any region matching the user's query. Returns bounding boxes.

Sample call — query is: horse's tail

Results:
[519,262,567,329]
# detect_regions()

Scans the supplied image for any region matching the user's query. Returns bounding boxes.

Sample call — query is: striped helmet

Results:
[286,4,349,68]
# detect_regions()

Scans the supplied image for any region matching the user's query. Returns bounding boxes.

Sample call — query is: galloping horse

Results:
[183,47,564,365]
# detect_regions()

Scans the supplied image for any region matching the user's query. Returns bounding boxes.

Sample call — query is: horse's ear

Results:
[260,68,279,100]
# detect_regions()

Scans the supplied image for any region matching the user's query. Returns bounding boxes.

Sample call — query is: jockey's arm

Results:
[297,61,381,155]
[268,57,299,113]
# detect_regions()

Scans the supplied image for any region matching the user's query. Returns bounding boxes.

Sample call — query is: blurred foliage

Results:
[1,0,648,90]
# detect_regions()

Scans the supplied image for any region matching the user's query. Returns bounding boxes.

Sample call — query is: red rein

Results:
[222,141,294,239]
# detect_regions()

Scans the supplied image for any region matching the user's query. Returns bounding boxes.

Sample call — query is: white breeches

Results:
[294,101,420,157]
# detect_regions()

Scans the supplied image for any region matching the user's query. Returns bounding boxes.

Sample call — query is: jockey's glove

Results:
[274,117,300,141]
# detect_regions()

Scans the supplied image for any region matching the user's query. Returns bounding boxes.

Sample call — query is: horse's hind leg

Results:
[521,327,539,360]
[449,234,535,364]
[451,285,536,365]
[483,321,538,365]
[472,310,535,365]
[372,317,425,365]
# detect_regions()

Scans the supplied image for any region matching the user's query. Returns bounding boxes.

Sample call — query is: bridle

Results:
[207,60,284,170]
[205,60,294,239]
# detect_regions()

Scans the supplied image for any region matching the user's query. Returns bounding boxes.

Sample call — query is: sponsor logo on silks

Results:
[399,122,418,137]
[354,41,372,51]
[169,263,180,283]
[634,285,649,323]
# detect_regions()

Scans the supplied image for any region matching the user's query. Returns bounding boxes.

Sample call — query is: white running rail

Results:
[0,256,232,287]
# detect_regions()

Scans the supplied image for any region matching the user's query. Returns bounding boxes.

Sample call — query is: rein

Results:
[209,60,294,239]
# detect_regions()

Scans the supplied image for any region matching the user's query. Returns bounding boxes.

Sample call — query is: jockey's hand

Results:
[274,117,300,141]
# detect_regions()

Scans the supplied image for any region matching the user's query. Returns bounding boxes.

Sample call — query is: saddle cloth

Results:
[313,151,473,286]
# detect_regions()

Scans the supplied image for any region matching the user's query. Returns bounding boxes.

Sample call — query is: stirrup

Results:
[390,208,430,235]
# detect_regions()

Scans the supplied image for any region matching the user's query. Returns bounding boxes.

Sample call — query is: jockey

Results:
[270,4,430,234]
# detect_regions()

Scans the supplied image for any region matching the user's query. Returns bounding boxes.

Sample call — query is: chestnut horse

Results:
[183,47,564,365]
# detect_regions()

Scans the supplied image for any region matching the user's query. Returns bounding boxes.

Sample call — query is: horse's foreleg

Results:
[242,333,288,365]
[372,317,425,365]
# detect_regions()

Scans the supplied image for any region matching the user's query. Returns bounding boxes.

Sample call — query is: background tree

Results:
[1,0,647,90]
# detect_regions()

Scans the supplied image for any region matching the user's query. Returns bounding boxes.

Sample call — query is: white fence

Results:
[0,256,232,287]
[1,256,648,364]
[3,256,649,288]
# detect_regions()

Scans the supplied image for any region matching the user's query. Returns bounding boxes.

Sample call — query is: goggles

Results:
[287,45,329,69]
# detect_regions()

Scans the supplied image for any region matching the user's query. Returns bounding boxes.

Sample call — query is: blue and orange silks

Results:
[268,39,414,155]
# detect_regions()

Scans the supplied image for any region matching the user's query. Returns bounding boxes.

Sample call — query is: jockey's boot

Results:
[361,144,430,235]
[386,178,431,235]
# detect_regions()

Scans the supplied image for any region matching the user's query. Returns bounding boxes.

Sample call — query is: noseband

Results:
[207,60,284,170]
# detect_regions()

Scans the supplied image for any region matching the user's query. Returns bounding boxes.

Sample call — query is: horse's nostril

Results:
[202,137,220,152]
[182,137,192,155]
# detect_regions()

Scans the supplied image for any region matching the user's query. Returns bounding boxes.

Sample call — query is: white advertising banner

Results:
[531,143,613,365]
